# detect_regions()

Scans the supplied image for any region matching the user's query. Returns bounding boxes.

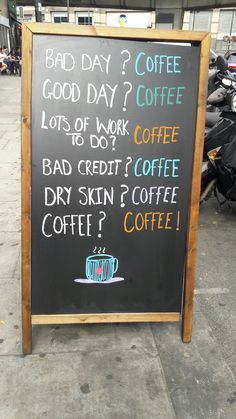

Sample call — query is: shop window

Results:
[218,9,236,35]
[51,13,68,24]
[156,13,174,30]
[76,13,93,25]
[189,11,212,31]
[216,9,236,54]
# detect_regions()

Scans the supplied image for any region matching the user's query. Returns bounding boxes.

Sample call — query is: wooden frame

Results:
[21,23,210,354]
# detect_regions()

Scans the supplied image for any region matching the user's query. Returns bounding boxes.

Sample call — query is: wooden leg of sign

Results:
[182,35,211,343]
[182,235,196,343]
[22,306,32,354]
[22,238,32,353]
[182,34,211,343]
[21,24,33,354]
[21,207,32,354]
[182,271,194,343]
[21,202,32,354]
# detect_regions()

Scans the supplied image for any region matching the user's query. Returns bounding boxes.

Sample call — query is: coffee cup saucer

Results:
[74,277,124,284]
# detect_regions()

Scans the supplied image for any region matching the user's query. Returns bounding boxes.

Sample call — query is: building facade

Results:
[0,0,20,49]
[0,0,11,48]
[16,7,156,28]
[183,8,236,53]
[16,5,236,54]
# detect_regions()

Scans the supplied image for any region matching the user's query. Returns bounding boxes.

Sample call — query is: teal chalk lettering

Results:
[135,52,145,76]
[133,158,180,177]
[174,56,181,73]
[172,159,180,177]
[176,87,185,104]
[136,85,185,107]
[134,53,182,75]
[167,87,176,105]
[136,85,145,107]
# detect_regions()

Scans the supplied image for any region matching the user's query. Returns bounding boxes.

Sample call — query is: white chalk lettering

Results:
[42,79,80,102]
[42,159,72,176]
[90,135,108,149]
[66,132,84,146]
[45,49,75,71]
[77,159,122,176]
[81,53,111,74]
[96,118,129,135]
[78,187,114,205]
[41,110,71,131]
[42,213,92,237]
[74,117,90,132]
[131,186,179,205]
[44,186,72,206]
[87,83,118,108]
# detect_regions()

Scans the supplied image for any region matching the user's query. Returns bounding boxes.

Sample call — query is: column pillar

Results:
[34,0,42,23]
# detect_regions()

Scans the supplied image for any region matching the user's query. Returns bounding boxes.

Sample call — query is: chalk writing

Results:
[38,41,187,243]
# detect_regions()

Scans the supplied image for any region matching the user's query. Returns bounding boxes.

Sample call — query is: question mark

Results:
[123,82,132,111]
[125,156,132,177]
[120,185,129,208]
[98,211,106,238]
[121,50,131,75]
[109,135,116,151]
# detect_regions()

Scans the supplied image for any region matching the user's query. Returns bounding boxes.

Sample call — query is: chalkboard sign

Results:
[21,24,210,354]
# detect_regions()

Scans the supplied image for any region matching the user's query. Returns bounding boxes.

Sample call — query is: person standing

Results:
[0,47,7,74]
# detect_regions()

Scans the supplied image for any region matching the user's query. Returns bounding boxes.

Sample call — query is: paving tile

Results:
[0,163,20,180]
[0,350,175,419]
[196,199,236,377]
[0,232,20,278]
[12,249,20,278]
[0,150,20,164]
[0,138,10,150]
[196,200,236,287]
[196,293,236,377]
[0,113,20,118]
[32,321,157,356]
[151,312,236,419]
[0,130,6,139]
[0,106,20,114]
[0,162,20,202]
[0,124,19,132]
[3,140,21,153]
[1,131,20,141]
[0,118,19,124]
[0,278,21,355]
[0,201,20,232]
[0,180,20,203]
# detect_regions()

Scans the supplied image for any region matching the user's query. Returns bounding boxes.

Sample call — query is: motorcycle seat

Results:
[208,69,218,84]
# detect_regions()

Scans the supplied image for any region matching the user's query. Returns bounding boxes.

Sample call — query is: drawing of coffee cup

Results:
[86,254,119,282]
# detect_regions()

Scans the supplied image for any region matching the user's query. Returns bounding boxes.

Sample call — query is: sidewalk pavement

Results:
[0,76,236,419]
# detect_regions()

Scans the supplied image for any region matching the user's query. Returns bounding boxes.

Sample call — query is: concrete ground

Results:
[0,75,236,419]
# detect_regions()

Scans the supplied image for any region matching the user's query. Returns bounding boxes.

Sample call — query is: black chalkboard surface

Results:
[31,35,199,315]
[21,24,210,352]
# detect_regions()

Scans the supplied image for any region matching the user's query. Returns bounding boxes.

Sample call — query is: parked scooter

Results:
[201,56,236,203]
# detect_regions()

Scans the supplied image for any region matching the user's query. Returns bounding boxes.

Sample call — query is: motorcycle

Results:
[200,56,236,203]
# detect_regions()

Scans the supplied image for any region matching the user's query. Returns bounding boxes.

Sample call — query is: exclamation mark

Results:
[176,210,180,231]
